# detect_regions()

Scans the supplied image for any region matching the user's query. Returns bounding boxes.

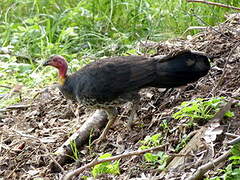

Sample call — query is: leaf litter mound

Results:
[0,14,240,180]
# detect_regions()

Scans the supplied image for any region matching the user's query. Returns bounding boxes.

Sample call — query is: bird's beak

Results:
[43,60,51,66]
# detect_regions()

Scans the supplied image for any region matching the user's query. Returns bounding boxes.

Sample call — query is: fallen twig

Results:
[167,153,193,157]
[228,136,240,145]
[6,104,30,110]
[184,12,230,40]
[183,26,208,34]
[0,104,30,112]
[186,100,233,180]
[225,132,239,138]
[61,143,169,180]
[187,0,240,11]
[0,85,11,89]
[186,150,231,180]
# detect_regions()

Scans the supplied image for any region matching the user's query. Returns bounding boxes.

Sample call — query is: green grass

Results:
[0,0,240,107]
[1,0,239,58]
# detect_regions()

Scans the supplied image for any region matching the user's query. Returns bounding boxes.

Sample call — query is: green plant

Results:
[91,153,120,178]
[230,144,240,163]
[175,134,192,152]
[205,144,240,180]
[160,119,170,130]
[139,134,168,170]
[222,164,240,180]
[144,151,168,170]
[172,97,234,122]
[139,134,162,150]
[69,140,80,161]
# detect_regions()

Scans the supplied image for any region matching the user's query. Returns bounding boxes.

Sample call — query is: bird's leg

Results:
[93,107,117,144]
[127,95,140,130]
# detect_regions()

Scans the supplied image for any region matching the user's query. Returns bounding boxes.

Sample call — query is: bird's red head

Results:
[43,55,68,84]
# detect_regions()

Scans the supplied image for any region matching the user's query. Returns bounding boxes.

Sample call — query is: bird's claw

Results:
[127,119,134,131]
[92,131,108,145]
[92,139,100,145]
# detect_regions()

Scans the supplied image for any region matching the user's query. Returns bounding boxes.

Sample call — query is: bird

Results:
[43,50,210,143]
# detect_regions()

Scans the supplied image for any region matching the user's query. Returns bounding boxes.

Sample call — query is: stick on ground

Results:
[186,150,231,180]
[61,143,169,180]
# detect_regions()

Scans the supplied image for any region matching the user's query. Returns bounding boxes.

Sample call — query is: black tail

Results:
[150,50,210,88]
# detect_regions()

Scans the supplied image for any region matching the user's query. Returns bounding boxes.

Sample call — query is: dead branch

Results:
[225,132,239,138]
[228,136,240,145]
[61,143,169,180]
[50,109,108,172]
[183,26,208,34]
[0,104,30,112]
[187,0,240,11]
[6,104,30,110]
[186,150,231,180]
[0,85,11,89]
[211,99,233,122]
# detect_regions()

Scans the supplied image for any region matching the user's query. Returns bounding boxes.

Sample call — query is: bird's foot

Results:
[127,109,137,131]
[92,107,117,145]
[92,132,107,145]
[127,117,134,131]
[127,97,139,131]
[92,119,113,145]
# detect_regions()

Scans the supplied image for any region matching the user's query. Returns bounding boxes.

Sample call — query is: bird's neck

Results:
[58,66,68,85]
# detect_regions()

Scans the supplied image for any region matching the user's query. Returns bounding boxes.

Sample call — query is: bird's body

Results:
[57,52,209,108]
[43,50,210,143]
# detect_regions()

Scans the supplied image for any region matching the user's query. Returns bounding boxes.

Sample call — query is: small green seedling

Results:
[159,119,170,130]
[229,143,240,166]
[91,153,120,178]
[139,134,162,149]
[175,134,191,152]
[139,134,168,170]
[143,151,168,170]
[69,140,80,161]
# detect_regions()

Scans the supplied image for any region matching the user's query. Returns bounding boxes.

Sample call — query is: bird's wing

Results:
[76,56,156,101]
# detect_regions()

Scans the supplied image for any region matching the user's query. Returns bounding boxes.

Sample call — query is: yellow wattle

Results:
[59,76,66,85]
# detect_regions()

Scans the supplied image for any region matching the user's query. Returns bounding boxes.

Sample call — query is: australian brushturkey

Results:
[43,50,210,143]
